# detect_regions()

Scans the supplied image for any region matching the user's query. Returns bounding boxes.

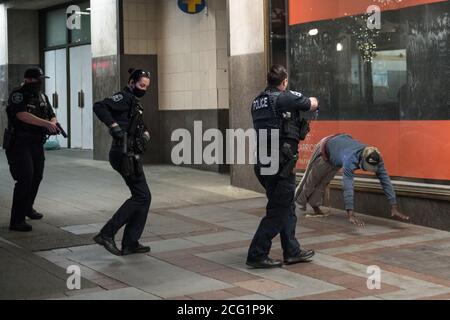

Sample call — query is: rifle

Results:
[121,131,135,177]
[121,100,145,177]
[127,99,148,153]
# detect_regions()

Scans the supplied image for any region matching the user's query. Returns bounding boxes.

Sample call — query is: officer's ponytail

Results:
[128,68,151,84]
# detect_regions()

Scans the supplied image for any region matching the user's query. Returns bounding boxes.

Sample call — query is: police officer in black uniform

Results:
[4,67,60,232]
[246,65,319,268]
[93,68,152,256]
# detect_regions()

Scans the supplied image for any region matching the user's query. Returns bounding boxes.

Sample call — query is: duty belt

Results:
[15,131,45,142]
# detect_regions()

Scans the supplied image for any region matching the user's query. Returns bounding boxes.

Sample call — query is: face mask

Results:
[26,81,42,92]
[133,87,146,98]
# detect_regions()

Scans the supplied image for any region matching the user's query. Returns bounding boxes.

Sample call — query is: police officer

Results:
[93,68,152,256]
[247,65,319,268]
[4,67,60,232]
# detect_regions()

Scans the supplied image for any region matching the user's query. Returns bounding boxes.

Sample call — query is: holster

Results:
[278,143,298,178]
[121,154,143,177]
[133,154,144,176]
[2,128,14,150]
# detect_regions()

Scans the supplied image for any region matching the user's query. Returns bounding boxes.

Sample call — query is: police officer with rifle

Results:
[93,68,151,256]
[247,65,319,268]
[3,67,66,232]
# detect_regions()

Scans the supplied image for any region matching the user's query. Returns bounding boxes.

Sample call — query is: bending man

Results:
[295,134,409,227]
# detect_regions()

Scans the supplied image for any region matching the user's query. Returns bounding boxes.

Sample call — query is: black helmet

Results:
[24,67,49,80]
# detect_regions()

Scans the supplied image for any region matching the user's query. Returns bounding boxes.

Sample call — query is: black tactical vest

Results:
[6,88,53,136]
[251,90,282,132]
[251,90,303,144]
[27,92,52,120]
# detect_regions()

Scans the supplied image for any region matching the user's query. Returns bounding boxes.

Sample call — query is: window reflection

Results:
[288,0,450,183]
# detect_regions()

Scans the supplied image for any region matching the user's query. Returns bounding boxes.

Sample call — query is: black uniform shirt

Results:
[7,84,56,135]
[93,87,141,133]
[269,87,312,114]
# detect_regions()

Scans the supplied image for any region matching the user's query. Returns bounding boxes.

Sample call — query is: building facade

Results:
[0,0,449,229]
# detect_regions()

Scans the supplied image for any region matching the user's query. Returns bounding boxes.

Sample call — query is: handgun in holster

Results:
[122,155,143,178]
[121,132,144,178]
[278,143,298,178]
[2,127,14,150]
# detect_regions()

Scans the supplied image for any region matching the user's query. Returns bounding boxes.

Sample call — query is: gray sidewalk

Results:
[1,149,450,300]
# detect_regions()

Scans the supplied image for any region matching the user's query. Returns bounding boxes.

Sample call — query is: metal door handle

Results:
[78,90,85,108]
[52,92,59,109]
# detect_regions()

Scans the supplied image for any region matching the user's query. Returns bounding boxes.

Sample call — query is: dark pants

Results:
[101,150,151,248]
[247,166,301,262]
[5,137,45,225]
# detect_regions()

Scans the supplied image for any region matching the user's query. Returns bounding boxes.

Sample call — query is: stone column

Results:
[91,0,121,161]
[228,0,267,192]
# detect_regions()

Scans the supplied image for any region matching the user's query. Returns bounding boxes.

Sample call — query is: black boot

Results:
[284,250,315,265]
[122,243,151,256]
[93,233,122,256]
[246,257,283,269]
[27,209,44,220]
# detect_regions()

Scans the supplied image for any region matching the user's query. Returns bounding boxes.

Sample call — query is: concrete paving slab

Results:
[55,244,233,298]
[185,231,253,246]
[0,240,97,300]
[2,149,450,300]
[143,238,201,254]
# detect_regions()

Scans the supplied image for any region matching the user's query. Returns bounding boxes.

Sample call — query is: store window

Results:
[288,0,450,184]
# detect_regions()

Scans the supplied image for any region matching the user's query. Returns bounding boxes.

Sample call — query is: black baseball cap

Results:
[24,67,49,80]
[361,147,381,172]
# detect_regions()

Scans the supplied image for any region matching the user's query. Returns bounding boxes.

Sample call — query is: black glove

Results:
[142,131,150,144]
[135,132,150,154]
[109,125,124,140]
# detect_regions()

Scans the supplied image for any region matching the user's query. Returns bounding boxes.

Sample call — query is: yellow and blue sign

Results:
[178,0,206,14]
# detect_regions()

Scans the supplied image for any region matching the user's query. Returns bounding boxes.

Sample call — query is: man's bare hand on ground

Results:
[347,210,365,228]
